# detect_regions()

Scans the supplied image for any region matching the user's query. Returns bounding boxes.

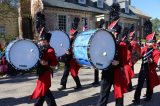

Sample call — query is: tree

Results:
[0,0,18,21]
[151,18,160,32]
[0,0,18,42]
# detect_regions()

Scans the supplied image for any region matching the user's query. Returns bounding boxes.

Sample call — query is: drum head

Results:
[50,30,70,57]
[9,39,39,70]
[89,30,116,70]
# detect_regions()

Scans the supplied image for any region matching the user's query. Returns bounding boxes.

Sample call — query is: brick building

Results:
[0,0,151,44]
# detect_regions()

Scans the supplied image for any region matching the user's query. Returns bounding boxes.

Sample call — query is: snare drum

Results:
[50,30,70,57]
[73,29,116,70]
[5,39,40,70]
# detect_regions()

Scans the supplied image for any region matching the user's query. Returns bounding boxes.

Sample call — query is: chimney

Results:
[129,0,131,5]
[125,0,129,13]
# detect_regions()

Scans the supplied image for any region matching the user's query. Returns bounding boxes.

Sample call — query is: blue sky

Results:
[132,0,160,19]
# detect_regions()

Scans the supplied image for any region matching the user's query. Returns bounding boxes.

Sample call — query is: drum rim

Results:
[7,39,40,71]
[50,29,70,39]
[87,29,117,70]
[71,29,92,67]
[72,31,79,60]
[50,30,70,57]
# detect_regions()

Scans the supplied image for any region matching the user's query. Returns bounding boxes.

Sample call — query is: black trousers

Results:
[60,61,81,87]
[60,62,70,86]
[35,89,57,106]
[94,69,99,83]
[134,68,153,101]
[97,79,124,106]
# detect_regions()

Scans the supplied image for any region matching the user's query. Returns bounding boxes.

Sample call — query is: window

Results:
[0,0,5,3]
[58,15,66,32]
[78,0,86,5]
[81,17,88,31]
[141,18,144,26]
[0,26,5,36]
[97,0,104,8]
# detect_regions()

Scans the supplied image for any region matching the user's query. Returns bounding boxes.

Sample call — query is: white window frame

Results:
[0,26,5,36]
[78,0,86,5]
[58,14,67,32]
[97,0,104,8]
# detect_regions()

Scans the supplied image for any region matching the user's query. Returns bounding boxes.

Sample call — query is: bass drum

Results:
[5,39,40,70]
[50,30,70,57]
[72,29,116,70]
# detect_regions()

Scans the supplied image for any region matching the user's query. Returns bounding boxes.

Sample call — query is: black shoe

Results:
[92,81,99,85]
[74,85,82,90]
[143,94,146,97]
[128,86,133,91]
[58,85,66,90]
[145,97,151,102]
[132,99,140,105]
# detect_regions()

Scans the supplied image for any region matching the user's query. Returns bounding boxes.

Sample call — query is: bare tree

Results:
[0,0,18,21]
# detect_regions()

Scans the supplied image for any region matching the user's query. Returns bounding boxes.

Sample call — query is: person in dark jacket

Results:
[58,27,82,90]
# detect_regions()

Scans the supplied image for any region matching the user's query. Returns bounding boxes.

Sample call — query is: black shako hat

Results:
[112,24,122,35]
[39,32,51,42]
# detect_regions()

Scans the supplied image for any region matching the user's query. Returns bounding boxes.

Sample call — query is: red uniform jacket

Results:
[130,40,141,65]
[0,56,8,73]
[31,47,58,99]
[119,41,134,82]
[70,58,80,77]
[113,41,134,99]
[141,46,160,90]
[67,47,80,77]
[127,49,133,68]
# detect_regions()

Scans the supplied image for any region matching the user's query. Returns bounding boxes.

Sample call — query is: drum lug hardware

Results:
[103,52,107,56]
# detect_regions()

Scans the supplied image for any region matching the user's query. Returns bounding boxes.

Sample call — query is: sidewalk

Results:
[0,60,160,106]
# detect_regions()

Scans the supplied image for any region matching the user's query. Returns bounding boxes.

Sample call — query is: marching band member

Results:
[133,32,160,104]
[97,3,129,106]
[97,23,129,106]
[92,19,106,85]
[121,27,135,91]
[128,24,136,70]
[31,32,58,106]
[0,43,8,74]
[58,20,82,90]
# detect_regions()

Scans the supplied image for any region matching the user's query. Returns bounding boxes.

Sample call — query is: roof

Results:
[41,0,138,20]
[120,8,139,20]
[120,12,138,20]
[42,0,109,14]
[129,5,151,18]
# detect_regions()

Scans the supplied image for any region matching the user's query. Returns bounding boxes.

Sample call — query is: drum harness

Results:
[142,48,154,71]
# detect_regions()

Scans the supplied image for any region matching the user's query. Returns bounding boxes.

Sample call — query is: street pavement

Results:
[0,60,160,106]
